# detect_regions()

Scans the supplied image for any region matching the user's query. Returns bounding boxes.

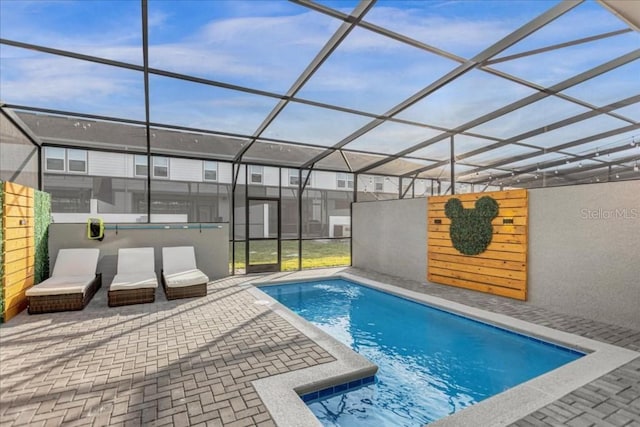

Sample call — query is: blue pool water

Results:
[260,279,583,427]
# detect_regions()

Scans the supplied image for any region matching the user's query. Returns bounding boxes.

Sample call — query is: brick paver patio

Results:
[0,276,334,426]
[1,268,639,426]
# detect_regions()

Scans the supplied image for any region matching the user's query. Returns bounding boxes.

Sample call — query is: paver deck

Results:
[1,267,639,426]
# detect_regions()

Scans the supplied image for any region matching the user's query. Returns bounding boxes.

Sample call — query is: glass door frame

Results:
[246,196,281,273]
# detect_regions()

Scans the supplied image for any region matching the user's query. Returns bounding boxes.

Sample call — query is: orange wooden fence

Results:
[427,189,528,300]
[2,181,35,321]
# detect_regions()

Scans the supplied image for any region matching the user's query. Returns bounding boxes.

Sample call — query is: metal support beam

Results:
[141,0,152,223]
[450,135,456,195]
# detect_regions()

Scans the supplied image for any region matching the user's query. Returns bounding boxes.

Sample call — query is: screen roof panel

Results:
[150,127,247,160]
[344,121,442,154]
[368,158,434,176]
[466,96,592,139]
[559,59,640,107]
[261,101,372,147]
[395,69,536,129]
[148,74,279,135]
[518,115,633,149]
[314,150,350,172]
[612,103,640,122]
[463,145,539,167]
[493,1,630,60]
[16,111,148,153]
[1,45,145,120]
[147,1,341,93]
[242,140,326,167]
[364,0,556,59]
[490,32,640,88]
[295,26,459,114]
[0,0,142,64]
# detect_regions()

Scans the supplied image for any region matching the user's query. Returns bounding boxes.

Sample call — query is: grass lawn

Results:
[231,239,350,272]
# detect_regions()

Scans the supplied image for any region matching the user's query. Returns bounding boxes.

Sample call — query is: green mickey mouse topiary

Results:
[445,196,499,255]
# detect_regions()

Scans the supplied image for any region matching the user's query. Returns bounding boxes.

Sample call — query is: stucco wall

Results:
[528,181,639,330]
[48,223,229,286]
[352,181,639,330]
[352,198,427,283]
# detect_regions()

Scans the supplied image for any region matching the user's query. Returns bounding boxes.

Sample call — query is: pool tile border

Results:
[246,271,639,427]
[300,375,376,403]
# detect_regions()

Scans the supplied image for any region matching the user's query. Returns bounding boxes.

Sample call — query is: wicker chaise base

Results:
[161,273,207,300]
[108,287,155,307]
[27,273,102,315]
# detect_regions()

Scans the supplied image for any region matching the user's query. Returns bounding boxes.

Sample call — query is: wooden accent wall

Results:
[427,189,528,300]
[2,182,35,321]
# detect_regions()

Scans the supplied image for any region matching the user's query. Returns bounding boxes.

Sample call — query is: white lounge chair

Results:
[108,247,157,307]
[26,248,101,314]
[161,246,208,300]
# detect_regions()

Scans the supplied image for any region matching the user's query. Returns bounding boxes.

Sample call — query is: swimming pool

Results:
[260,278,583,427]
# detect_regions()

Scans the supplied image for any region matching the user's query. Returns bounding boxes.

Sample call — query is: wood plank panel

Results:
[427,216,528,226]
[3,217,34,228]
[3,193,34,207]
[4,227,34,240]
[429,189,527,203]
[429,198,527,210]
[429,252,526,271]
[4,258,35,275]
[429,231,527,244]
[3,204,34,218]
[5,275,35,298]
[4,276,35,299]
[4,236,35,252]
[428,266,525,289]
[2,181,37,321]
[427,273,526,300]
[429,224,527,234]
[427,189,528,300]
[2,267,35,289]
[4,182,34,197]
[429,246,527,262]
[3,247,35,264]
[429,238,526,254]
[429,259,527,280]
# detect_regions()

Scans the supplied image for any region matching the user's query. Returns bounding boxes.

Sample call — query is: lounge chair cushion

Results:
[117,247,155,275]
[163,269,209,288]
[110,273,158,291]
[25,275,97,296]
[162,246,198,274]
[52,248,100,277]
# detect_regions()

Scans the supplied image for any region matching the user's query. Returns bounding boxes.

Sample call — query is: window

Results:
[249,165,263,184]
[289,169,310,186]
[134,155,148,177]
[67,149,87,173]
[44,147,87,173]
[336,172,354,189]
[204,161,218,181]
[45,147,65,172]
[153,157,169,178]
[374,176,384,192]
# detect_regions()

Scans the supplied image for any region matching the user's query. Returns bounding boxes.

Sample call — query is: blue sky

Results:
[0,0,638,168]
